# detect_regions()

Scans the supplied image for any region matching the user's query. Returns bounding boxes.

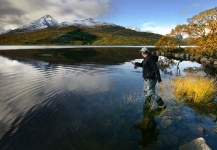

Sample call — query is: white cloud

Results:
[130,27,141,32]
[140,22,176,35]
[0,0,112,33]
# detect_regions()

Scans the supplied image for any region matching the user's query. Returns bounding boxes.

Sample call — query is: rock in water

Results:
[179,137,212,150]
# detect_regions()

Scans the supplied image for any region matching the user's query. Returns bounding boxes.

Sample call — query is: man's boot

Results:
[156,98,166,110]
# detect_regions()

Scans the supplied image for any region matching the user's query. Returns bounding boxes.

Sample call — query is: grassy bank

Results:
[173,74,217,103]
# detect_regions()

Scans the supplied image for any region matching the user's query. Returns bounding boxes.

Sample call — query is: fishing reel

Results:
[134,64,139,69]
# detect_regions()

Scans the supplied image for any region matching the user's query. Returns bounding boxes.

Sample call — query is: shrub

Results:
[173,74,217,103]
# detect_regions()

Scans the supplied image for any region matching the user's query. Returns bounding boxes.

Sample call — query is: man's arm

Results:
[131,61,143,67]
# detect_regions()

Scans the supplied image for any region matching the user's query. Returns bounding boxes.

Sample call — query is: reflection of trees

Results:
[157,57,177,75]
[133,104,162,148]
[184,66,217,80]
[176,59,183,75]
[4,56,55,71]
[186,101,217,123]
[203,67,217,80]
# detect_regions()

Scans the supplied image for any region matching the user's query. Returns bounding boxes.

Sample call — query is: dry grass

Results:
[173,74,217,103]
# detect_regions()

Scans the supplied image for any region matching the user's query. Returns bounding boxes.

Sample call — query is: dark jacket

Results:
[135,54,162,82]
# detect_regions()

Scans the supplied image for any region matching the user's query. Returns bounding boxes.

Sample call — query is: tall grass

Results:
[173,74,217,103]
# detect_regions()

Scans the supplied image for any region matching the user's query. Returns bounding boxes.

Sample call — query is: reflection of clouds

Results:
[0,57,47,139]
[0,56,110,93]
[178,61,201,71]
[0,56,111,139]
[44,65,110,94]
[158,56,202,76]
[0,56,22,69]
[0,56,43,74]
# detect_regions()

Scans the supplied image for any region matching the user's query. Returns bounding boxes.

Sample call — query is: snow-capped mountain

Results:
[59,18,116,27]
[3,15,58,34]
[2,15,118,34]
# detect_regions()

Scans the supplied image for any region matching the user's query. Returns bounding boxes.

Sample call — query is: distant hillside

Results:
[0,16,162,45]
[0,25,162,45]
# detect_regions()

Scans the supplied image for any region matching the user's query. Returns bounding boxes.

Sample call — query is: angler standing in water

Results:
[132,47,166,110]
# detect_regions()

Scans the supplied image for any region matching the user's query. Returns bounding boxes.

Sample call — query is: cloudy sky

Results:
[0,0,216,35]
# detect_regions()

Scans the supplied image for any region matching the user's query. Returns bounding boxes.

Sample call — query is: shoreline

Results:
[0,45,148,50]
[0,45,196,50]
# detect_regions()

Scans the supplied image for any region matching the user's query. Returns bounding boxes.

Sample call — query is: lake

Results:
[0,48,216,150]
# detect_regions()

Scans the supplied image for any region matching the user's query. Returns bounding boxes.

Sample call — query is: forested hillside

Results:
[0,25,162,45]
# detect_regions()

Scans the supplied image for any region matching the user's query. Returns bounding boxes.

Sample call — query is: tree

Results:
[155,34,176,52]
[170,24,188,48]
[155,7,217,57]
[186,7,217,56]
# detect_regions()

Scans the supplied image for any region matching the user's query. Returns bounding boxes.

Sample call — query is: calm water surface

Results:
[0,54,216,150]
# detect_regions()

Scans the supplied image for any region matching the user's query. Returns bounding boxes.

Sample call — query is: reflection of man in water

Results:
[133,102,161,148]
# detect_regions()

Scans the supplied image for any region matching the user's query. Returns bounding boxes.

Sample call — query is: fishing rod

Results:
[111,49,138,69]
[111,49,134,62]
[114,51,132,62]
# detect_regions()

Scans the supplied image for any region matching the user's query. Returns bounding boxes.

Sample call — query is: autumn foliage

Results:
[155,7,217,57]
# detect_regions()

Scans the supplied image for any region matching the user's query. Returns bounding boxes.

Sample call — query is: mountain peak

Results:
[32,15,58,27]
[3,15,58,34]
[59,18,116,27]
[1,16,117,34]
[40,15,57,23]
[43,15,53,18]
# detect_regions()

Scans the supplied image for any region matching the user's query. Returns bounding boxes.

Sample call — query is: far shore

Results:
[0,45,147,50]
[0,45,196,50]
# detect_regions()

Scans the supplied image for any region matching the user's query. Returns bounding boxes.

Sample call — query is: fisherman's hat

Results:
[140,47,150,54]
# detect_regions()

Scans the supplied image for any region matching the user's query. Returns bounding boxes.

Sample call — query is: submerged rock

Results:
[160,118,172,128]
[184,123,206,136]
[170,135,179,145]
[174,129,188,138]
[175,54,180,58]
[209,114,217,122]
[190,55,195,61]
[214,62,217,68]
[179,137,212,150]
